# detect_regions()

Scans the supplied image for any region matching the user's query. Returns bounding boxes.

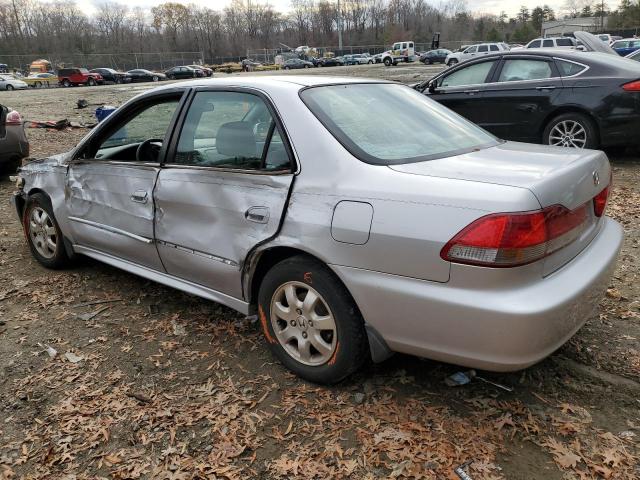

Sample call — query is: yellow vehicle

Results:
[29,59,52,74]
[23,72,56,88]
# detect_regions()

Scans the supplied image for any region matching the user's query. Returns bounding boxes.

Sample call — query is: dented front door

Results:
[66,162,163,270]
[64,94,182,270]
[153,89,295,300]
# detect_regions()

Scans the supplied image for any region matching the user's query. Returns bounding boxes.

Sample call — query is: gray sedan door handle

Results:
[464,89,480,95]
[131,190,148,204]
[536,86,556,91]
[245,206,270,224]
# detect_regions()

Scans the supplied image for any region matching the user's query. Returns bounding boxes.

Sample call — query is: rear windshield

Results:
[300,83,498,165]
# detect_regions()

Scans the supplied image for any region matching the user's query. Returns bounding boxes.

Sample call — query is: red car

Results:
[58,68,103,87]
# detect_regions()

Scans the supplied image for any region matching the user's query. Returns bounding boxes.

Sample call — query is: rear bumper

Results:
[332,217,623,371]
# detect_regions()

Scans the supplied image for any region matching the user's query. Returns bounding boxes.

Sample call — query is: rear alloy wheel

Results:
[23,193,71,269]
[258,256,368,384]
[543,113,597,149]
[152,76,159,82]
[88,78,96,86]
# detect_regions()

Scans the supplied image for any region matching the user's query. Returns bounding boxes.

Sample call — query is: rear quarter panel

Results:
[264,83,542,283]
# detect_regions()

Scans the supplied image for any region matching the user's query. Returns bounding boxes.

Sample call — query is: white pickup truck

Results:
[381,41,416,66]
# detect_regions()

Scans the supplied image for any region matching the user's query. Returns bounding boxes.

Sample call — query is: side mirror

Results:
[428,82,437,94]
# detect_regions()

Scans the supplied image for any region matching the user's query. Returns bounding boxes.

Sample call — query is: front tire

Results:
[62,79,71,87]
[23,193,71,269]
[87,78,96,86]
[543,112,598,149]
[6,84,14,91]
[152,76,159,82]
[447,59,458,66]
[258,256,368,384]
[383,57,392,66]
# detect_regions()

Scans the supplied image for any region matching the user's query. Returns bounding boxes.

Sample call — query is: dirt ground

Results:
[1,63,640,479]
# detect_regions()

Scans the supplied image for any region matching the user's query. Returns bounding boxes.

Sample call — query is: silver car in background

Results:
[0,74,28,91]
[11,77,622,384]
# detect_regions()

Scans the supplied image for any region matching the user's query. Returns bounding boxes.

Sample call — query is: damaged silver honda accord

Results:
[11,76,622,384]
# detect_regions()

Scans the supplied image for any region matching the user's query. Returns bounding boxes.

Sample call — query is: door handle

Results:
[131,190,148,204]
[535,86,556,91]
[245,206,270,224]
[464,89,480,95]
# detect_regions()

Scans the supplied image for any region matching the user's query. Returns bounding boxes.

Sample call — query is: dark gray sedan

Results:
[1,105,28,172]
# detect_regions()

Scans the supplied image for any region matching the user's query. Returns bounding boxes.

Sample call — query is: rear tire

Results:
[6,84,14,91]
[88,78,96,86]
[543,112,598,149]
[258,256,368,384]
[23,193,71,269]
[62,79,71,87]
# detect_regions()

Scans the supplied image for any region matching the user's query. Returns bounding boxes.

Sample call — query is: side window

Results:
[409,42,414,48]
[465,46,477,54]
[556,60,586,77]
[172,91,290,171]
[542,39,554,47]
[95,98,180,162]
[556,38,574,46]
[478,45,488,52]
[528,40,541,48]
[498,59,552,82]
[490,44,499,51]
[439,60,496,87]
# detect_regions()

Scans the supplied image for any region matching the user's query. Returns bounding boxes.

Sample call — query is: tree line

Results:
[0,0,628,64]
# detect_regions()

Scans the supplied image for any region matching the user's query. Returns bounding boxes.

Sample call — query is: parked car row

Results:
[0,64,214,90]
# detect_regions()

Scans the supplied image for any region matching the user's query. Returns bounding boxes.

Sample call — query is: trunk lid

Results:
[389,141,611,275]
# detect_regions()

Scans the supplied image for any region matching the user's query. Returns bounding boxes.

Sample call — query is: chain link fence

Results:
[0,52,204,73]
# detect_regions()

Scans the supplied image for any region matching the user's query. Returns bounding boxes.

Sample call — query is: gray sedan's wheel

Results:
[258,255,368,384]
[447,59,458,66]
[152,76,159,82]
[23,193,71,269]
[543,113,597,149]
[270,281,337,366]
[6,84,14,91]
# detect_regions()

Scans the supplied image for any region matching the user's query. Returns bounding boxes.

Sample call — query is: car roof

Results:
[146,75,389,94]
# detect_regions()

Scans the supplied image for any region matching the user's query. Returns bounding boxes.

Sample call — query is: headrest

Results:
[216,121,257,158]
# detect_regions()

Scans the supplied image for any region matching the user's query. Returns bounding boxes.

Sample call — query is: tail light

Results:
[6,110,22,125]
[441,203,591,267]
[622,80,640,91]
[593,185,610,217]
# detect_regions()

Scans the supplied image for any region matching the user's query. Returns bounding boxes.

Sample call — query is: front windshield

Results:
[300,83,498,165]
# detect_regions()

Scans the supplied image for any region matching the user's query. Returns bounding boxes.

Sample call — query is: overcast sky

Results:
[74,0,567,19]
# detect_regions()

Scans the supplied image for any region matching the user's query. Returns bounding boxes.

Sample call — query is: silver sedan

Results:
[11,76,623,383]
[0,74,28,91]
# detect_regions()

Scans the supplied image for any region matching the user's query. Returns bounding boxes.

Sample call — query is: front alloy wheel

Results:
[28,207,57,259]
[270,281,337,366]
[23,193,71,269]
